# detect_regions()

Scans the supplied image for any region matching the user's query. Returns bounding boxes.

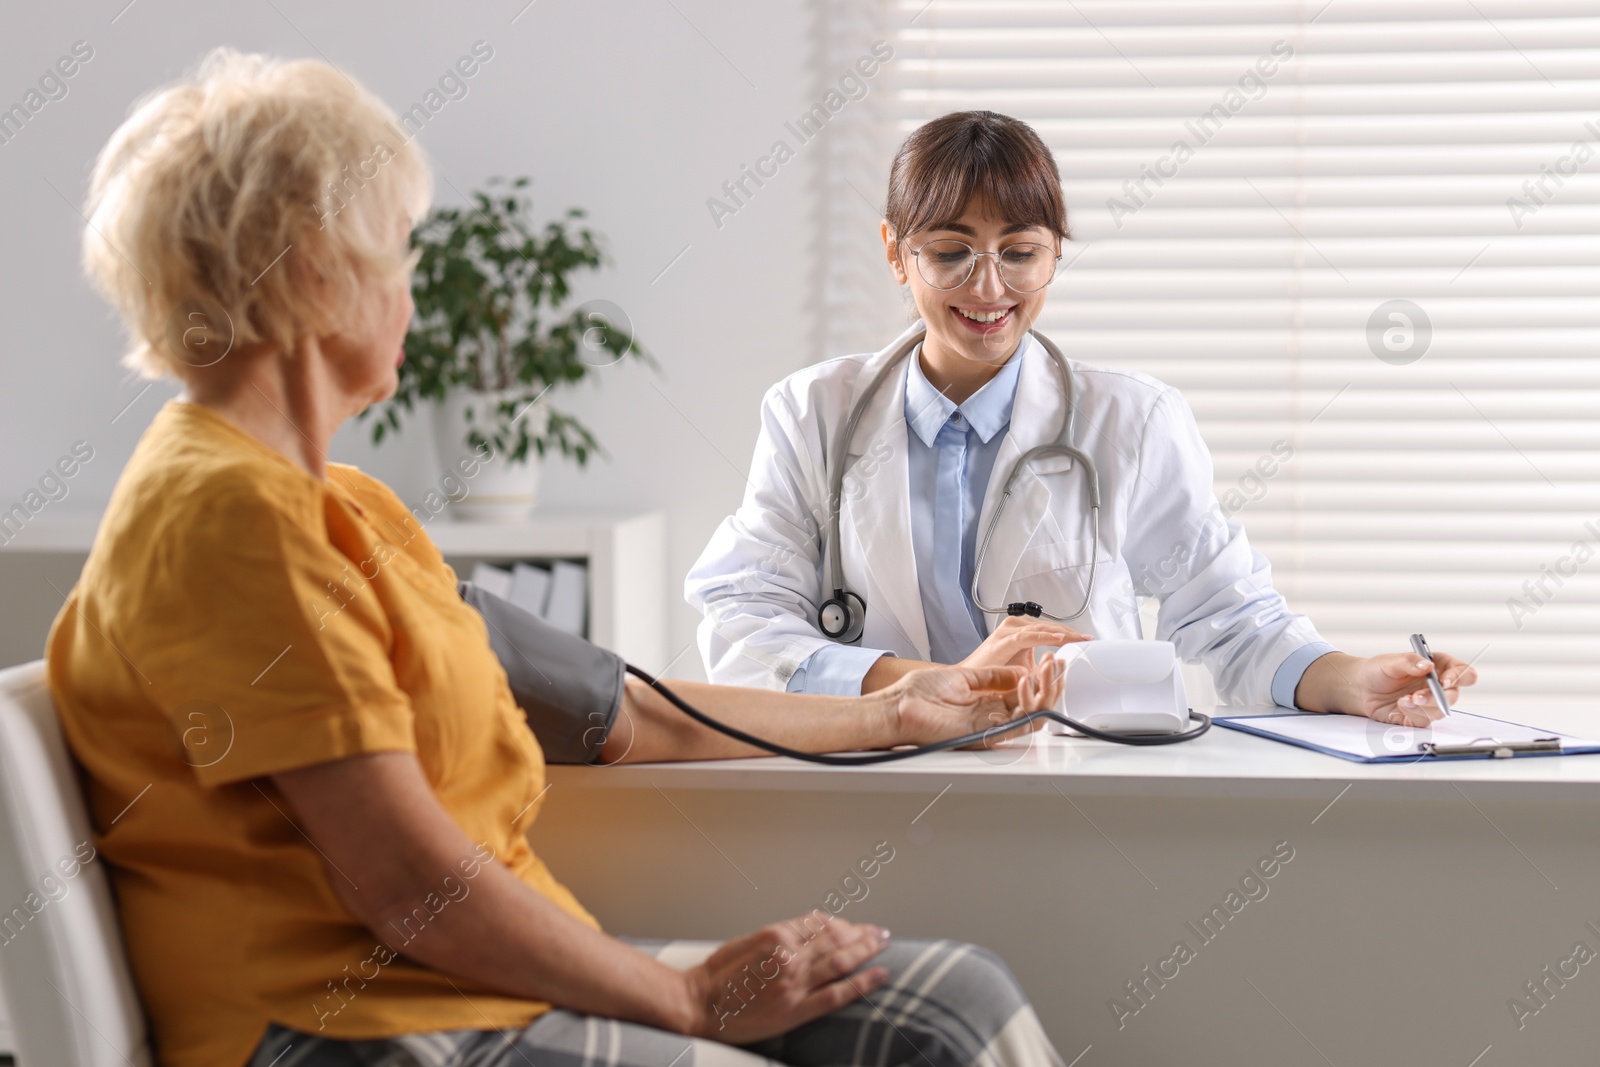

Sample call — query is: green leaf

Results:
[373,176,658,463]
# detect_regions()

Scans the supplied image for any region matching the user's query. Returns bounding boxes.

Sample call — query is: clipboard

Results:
[1213,708,1600,763]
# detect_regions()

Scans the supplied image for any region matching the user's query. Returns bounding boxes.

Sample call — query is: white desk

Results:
[533,708,1600,1066]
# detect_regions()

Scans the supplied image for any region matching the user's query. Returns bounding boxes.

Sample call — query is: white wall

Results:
[0,0,828,679]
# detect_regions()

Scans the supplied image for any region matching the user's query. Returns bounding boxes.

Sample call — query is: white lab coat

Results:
[685,322,1326,705]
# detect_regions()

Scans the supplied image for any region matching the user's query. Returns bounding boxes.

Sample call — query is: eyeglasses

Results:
[907,239,1061,294]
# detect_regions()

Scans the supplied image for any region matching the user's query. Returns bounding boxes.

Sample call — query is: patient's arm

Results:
[598,660,1062,764]
[455,579,1061,765]
[269,752,892,1040]
[273,753,694,1025]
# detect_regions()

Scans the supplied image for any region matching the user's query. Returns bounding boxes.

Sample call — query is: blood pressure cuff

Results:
[458,580,624,764]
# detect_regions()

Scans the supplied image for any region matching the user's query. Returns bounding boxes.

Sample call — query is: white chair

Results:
[0,660,152,1066]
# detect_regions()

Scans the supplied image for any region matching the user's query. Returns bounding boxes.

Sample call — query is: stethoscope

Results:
[640,322,1213,758]
[816,324,1102,644]
[634,320,1209,758]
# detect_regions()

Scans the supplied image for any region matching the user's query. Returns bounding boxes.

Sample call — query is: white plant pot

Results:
[431,388,546,523]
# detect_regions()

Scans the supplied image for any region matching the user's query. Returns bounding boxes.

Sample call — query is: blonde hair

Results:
[82,47,433,379]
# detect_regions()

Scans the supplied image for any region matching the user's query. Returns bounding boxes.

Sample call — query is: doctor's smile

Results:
[953,305,1014,332]
[896,209,1061,377]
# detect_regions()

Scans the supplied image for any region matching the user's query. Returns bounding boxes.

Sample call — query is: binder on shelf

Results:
[543,561,587,637]
[469,562,513,601]
[507,562,552,618]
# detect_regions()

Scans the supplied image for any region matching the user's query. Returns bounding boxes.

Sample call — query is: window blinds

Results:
[821,0,1600,712]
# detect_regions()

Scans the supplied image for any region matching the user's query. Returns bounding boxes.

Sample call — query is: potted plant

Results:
[365,176,652,521]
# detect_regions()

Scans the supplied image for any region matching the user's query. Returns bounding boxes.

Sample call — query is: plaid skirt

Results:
[247,937,1063,1067]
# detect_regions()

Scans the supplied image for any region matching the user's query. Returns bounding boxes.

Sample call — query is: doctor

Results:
[687,110,1476,726]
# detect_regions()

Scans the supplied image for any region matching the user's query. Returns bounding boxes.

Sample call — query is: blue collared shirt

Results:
[787,341,1332,706]
[903,345,1021,665]
[787,343,1019,691]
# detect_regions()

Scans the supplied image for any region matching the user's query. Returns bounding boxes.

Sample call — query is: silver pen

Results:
[1409,633,1454,717]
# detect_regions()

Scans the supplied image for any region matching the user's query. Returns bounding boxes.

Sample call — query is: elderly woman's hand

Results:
[884,657,1064,749]
[679,917,892,1040]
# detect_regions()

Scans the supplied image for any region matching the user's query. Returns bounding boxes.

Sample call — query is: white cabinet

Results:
[0,510,668,671]
[426,512,668,670]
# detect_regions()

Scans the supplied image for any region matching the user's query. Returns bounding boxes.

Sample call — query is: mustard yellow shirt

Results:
[48,400,598,1067]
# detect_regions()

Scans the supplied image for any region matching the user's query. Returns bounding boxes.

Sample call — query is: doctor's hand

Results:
[958,615,1093,671]
[885,658,1065,749]
[1294,650,1479,726]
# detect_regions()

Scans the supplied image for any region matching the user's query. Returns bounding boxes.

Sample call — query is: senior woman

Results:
[49,49,1068,1067]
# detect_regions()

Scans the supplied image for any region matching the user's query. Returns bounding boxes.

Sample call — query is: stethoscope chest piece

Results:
[818,590,865,643]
